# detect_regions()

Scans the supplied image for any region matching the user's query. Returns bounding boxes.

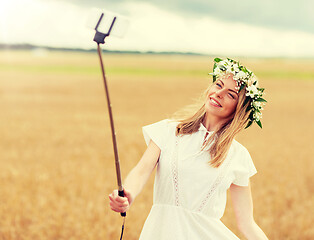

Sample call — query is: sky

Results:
[1,0,314,57]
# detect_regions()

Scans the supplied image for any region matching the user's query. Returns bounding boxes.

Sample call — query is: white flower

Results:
[233,74,239,81]
[214,67,221,76]
[217,64,226,72]
[235,71,246,80]
[253,111,262,121]
[232,64,239,73]
[226,64,233,74]
[247,78,254,87]
[250,74,259,87]
[220,60,228,66]
[218,60,228,70]
[246,85,258,98]
[257,89,264,98]
[252,101,263,110]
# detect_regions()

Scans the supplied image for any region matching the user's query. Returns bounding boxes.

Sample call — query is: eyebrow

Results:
[218,80,239,95]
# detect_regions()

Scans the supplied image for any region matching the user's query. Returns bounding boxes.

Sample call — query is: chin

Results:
[205,102,221,116]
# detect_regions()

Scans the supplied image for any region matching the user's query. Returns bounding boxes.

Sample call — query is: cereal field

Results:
[0,50,313,239]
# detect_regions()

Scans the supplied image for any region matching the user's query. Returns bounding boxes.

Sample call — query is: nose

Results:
[215,89,224,99]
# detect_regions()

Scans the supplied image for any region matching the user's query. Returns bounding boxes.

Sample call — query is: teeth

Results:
[210,98,221,107]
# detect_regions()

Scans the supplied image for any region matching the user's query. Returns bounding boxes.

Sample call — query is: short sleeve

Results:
[142,119,170,150]
[232,146,257,187]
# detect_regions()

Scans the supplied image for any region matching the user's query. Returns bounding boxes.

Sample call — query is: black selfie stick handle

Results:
[118,190,126,217]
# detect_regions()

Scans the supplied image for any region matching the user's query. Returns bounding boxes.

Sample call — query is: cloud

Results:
[0,0,94,47]
[53,0,314,33]
[1,0,314,57]
[115,2,314,57]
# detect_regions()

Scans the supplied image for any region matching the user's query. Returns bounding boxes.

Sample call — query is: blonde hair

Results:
[172,81,252,168]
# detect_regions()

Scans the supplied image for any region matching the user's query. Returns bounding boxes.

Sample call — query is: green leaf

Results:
[255,97,267,102]
[227,57,235,63]
[246,104,253,112]
[256,120,262,128]
[239,84,245,92]
[214,58,222,63]
[245,120,253,129]
[213,62,217,72]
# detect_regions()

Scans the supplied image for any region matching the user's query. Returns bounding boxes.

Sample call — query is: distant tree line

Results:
[0,43,205,56]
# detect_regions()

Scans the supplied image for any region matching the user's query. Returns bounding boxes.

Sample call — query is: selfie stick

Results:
[92,13,126,218]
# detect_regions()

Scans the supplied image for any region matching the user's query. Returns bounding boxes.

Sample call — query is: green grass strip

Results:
[0,64,313,80]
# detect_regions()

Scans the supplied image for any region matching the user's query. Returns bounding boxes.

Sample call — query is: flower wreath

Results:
[209,57,267,129]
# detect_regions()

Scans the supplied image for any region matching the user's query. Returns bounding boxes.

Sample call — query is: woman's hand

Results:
[109,188,133,213]
[108,140,161,213]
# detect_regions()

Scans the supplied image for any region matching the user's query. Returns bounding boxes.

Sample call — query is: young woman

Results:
[109,58,269,239]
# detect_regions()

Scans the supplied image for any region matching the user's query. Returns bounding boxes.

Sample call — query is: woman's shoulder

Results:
[229,139,257,171]
[231,139,251,157]
[153,118,180,128]
[142,119,180,149]
[165,118,180,128]
[142,118,179,135]
[145,118,179,127]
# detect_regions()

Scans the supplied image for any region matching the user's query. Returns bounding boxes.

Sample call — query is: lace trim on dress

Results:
[171,137,180,206]
[196,155,233,212]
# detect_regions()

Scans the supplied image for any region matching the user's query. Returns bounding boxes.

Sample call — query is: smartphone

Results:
[86,8,129,38]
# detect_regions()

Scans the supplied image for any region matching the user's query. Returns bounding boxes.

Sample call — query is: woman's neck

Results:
[202,114,228,132]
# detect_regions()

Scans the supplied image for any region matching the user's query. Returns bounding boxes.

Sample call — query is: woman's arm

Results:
[109,139,160,213]
[230,182,268,240]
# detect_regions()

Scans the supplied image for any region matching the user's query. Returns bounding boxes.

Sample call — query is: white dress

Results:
[139,119,257,240]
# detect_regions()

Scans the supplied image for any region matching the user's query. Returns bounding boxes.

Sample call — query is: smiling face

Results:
[205,73,239,123]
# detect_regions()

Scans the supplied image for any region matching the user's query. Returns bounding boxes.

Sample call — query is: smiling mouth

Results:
[210,97,222,107]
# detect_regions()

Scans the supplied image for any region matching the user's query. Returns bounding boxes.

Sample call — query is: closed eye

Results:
[228,93,235,99]
[216,83,222,88]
